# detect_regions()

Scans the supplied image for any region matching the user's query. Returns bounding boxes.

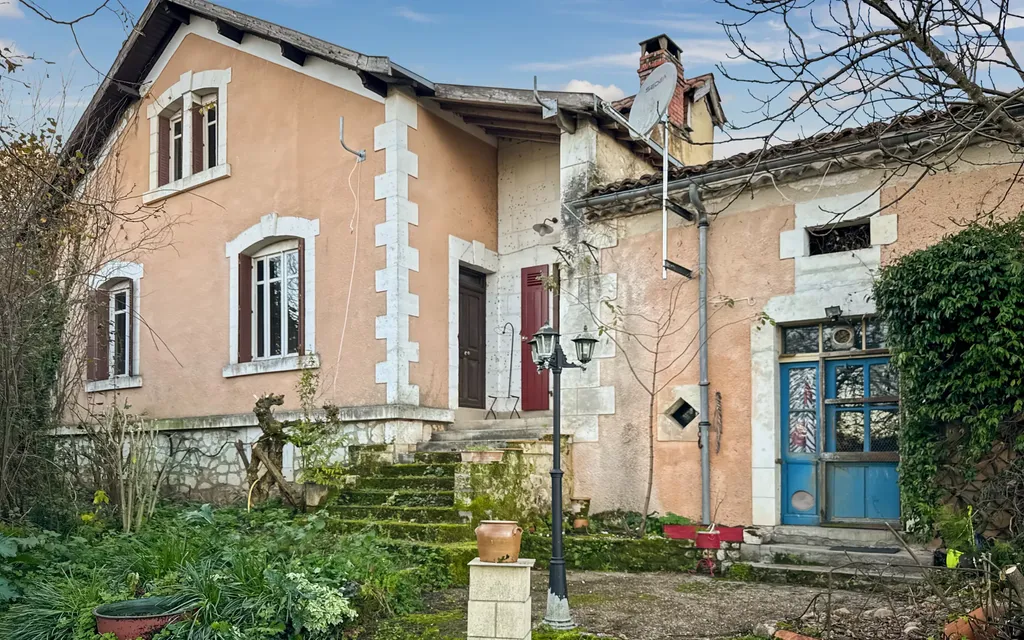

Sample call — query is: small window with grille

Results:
[807,221,871,255]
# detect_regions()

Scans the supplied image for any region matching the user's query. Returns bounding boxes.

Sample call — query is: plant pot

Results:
[461,450,505,464]
[663,524,697,540]
[943,606,997,640]
[573,517,589,531]
[303,482,330,508]
[475,520,523,563]
[696,530,722,550]
[94,597,192,640]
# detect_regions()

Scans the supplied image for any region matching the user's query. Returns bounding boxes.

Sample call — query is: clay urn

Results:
[943,606,1000,640]
[475,520,523,563]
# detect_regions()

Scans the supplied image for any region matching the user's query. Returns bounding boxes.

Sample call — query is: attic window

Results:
[667,397,698,430]
[808,221,871,255]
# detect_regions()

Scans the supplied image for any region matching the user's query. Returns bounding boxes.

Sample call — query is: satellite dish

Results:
[628,63,678,140]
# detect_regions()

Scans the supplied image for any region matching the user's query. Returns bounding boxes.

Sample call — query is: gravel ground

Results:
[398,570,956,639]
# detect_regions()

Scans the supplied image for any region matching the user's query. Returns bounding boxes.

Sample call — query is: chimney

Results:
[638,34,687,129]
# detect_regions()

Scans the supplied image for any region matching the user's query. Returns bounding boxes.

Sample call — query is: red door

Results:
[521,265,550,411]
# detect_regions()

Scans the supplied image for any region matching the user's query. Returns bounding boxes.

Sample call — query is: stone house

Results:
[68,1,724,497]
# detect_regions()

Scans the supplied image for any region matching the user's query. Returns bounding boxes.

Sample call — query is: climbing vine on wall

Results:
[874,214,1024,533]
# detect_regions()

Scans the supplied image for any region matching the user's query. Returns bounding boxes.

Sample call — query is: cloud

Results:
[393,6,439,23]
[563,79,626,101]
[0,1,23,18]
[514,52,637,72]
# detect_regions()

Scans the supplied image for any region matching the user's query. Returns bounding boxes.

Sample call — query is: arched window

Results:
[224,214,319,378]
[86,261,143,392]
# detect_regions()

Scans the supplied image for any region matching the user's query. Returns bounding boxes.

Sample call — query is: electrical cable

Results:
[331,159,361,397]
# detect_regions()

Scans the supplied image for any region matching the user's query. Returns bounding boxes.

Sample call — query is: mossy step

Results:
[414,451,461,464]
[335,489,455,507]
[521,534,699,573]
[329,504,465,524]
[358,475,455,491]
[328,518,475,543]
[378,463,458,478]
[378,539,478,586]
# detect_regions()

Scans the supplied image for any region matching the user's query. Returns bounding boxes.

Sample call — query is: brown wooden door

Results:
[459,268,486,409]
[521,265,550,411]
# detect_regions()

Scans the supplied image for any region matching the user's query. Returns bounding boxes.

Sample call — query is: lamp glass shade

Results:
[572,327,598,364]
[532,321,558,362]
[528,338,541,366]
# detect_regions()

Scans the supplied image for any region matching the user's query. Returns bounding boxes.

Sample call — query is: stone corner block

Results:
[870,214,898,245]
[779,228,807,260]
[468,560,534,602]
[495,600,532,639]
[466,600,496,637]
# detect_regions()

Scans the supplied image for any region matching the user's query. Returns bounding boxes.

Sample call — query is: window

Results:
[251,242,302,359]
[781,316,887,355]
[109,282,131,377]
[807,221,871,255]
[203,98,217,170]
[170,114,184,182]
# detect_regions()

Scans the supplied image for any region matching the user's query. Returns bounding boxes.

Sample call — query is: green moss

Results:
[414,452,461,464]
[569,592,613,606]
[522,534,697,572]
[327,519,474,543]
[533,626,599,639]
[464,450,542,528]
[329,505,465,524]
[379,463,458,478]
[335,489,455,507]
[674,580,707,593]
[725,562,755,581]
[398,610,463,625]
[358,476,455,491]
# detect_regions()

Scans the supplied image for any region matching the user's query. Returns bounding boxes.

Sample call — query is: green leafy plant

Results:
[875,214,1024,533]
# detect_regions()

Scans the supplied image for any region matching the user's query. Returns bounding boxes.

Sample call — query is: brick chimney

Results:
[638,34,687,129]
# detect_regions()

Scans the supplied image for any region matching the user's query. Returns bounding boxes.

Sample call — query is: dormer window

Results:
[145,69,231,204]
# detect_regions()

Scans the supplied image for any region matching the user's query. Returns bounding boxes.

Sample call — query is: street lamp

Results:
[529,321,596,630]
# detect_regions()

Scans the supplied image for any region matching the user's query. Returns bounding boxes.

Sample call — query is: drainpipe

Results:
[689,183,712,525]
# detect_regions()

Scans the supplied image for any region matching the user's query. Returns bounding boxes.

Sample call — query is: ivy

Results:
[874,214,1024,532]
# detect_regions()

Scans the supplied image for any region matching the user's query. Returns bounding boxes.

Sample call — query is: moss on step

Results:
[378,463,457,477]
[358,475,455,491]
[522,534,698,573]
[415,452,461,464]
[334,489,455,507]
[328,518,474,543]
[329,505,465,524]
[380,539,477,586]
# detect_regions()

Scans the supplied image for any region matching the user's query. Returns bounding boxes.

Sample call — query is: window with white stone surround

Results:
[223,214,319,378]
[144,69,231,204]
[86,261,144,393]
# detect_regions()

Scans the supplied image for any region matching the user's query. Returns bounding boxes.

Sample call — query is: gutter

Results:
[567,123,975,212]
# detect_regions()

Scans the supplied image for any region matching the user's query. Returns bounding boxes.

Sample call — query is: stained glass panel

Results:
[787,368,817,453]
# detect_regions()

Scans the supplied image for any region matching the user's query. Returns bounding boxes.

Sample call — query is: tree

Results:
[715,0,1024,217]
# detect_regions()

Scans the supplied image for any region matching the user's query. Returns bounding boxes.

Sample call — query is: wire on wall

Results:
[331,158,361,397]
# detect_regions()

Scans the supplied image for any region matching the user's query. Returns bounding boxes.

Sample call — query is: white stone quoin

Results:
[467,558,535,640]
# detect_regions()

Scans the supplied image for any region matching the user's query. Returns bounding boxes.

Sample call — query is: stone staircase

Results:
[743,524,930,582]
[417,415,554,452]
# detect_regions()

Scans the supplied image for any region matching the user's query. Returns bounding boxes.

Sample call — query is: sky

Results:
[2,0,783,157]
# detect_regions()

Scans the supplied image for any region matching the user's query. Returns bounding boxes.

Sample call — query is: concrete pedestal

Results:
[467,557,535,640]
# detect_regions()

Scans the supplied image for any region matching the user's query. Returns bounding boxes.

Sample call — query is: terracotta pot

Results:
[943,606,998,640]
[94,597,190,640]
[573,517,589,530]
[475,520,523,563]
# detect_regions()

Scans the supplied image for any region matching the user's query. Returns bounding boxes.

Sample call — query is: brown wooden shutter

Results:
[157,116,170,186]
[87,289,109,381]
[297,239,305,355]
[191,105,204,175]
[126,280,134,376]
[238,254,252,363]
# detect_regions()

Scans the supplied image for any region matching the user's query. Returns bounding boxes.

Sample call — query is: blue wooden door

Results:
[781,363,820,525]
[823,358,900,522]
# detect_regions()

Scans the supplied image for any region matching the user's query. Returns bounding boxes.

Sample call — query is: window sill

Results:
[86,376,143,393]
[222,354,320,378]
[143,163,231,204]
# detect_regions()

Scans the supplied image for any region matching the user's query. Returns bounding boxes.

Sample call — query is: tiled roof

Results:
[582,108,967,199]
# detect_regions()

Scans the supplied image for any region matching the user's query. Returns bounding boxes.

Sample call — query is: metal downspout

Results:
[689,183,712,525]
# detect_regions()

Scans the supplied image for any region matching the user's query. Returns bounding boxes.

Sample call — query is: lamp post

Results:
[528,321,597,630]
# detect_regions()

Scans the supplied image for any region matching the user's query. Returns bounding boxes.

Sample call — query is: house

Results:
[69,1,725,498]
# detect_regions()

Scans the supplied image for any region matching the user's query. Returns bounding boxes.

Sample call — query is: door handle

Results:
[462,350,471,357]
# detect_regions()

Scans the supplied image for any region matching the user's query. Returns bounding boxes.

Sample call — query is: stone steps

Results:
[447,417,552,431]
[757,542,924,568]
[417,439,510,452]
[335,489,456,507]
[357,475,455,491]
[327,518,475,543]
[744,562,926,585]
[329,505,466,524]
[763,524,904,548]
[431,427,549,442]
[377,462,458,477]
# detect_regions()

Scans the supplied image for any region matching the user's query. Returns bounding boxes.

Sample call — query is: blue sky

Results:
[3,0,775,156]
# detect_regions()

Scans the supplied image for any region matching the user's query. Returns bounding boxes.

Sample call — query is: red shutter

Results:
[521,265,550,411]
[297,239,305,355]
[87,289,109,381]
[191,105,204,175]
[238,254,252,363]
[157,116,170,186]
